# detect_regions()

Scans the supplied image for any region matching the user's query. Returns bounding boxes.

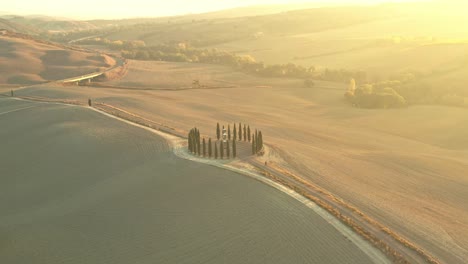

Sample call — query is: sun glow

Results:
[2,0,420,19]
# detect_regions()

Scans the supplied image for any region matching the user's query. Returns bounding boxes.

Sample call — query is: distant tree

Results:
[247,126,251,142]
[252,136,256,155]
[255,129,258,149]
[196,128,201,156]
[216,122,220,140]
[189,129,194,153]
[192,129,195,151]
[349,78,356,93]
[202,138,206,157]
[214,142,218,159]
[304,79,315,88]
[243,125,247,141]
[345,78,357,102]
[228,125,231,140]
[226,140,230,158]
[258,131,263,152]
[220,140,224,159]
[188,131,192,152]
[233,123,237,140]
[208,138,212,158]
[232,139,237,158]
[192,131,197,154]
[238,122,242,141]
[192,79,200,88]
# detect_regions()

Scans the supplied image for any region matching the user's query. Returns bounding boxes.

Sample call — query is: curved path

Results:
[0,97,384,264]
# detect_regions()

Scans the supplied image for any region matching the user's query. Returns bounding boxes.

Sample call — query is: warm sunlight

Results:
[1,1,467,264]
[4,0,419,19]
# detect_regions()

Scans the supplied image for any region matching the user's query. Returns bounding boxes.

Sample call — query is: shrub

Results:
[304,79,315,88]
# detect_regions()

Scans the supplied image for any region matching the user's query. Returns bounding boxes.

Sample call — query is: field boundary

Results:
[3,95,441,264]
[81,101,443,264]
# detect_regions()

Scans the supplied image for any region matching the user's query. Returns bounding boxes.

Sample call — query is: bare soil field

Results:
[0,33,115,85]
[105,60,300,89]
[10,59,468,263]
[0,97,379,264]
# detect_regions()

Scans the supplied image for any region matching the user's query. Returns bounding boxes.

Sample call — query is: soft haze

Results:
[4,0,417,19]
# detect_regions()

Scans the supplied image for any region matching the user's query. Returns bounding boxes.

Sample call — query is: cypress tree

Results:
[215,142,218,159]
[192,134,197,154]
[220,140,224,159]
[255,129,258,150]
[202,138,206,157]
[189,129,193,153]
[233,123,237,140]
[208,138,212,158]
[226,140,230,158]
[216,123,220,140]
[238,122,242,141]
[232,139,237,158]
[188,130,192,152]
[258,131,263,151]
[197,131,201,156]
[243,125,247,141]
[252,137,256,155]
[228,125,231,140]
[247,126,251,142]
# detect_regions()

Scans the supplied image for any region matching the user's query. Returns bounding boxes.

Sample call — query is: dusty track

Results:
[3,94,442,263]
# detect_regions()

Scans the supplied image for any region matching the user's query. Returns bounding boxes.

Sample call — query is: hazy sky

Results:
[3,0,416,20]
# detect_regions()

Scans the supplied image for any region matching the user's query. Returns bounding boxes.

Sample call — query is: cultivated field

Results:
[2,2,468,263]
[0,97,377,264]
[12,59,468,263]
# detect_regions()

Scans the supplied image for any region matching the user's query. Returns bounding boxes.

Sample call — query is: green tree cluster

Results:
[345,81,407,109]
[188,127,202,155]
[251,130,264,155]
[120,43,368,84]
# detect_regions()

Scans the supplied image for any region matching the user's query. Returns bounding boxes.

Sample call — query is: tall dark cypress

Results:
[252,137,256,155]
[202,138,206,157]
[215,142,218,159]
[226,140,230,158]
[192,134,197,154]
[247,126,251,142]
[258,131,263,151]
[255,129,258,151]
[216,123,220,140]
[233,123,237,141]
[220,141,224,159]
[228,125,231,140]
[208,138,212,158]
[238,122,242,141]
[232,139,237,158]
[243,125,247,141]
[188,131,192,152]
[197,131,201,156]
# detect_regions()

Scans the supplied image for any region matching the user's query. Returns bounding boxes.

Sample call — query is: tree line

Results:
[217,122,264,155]
[188,127,237,159]
[188,123,265,159]
[119,43,367,84]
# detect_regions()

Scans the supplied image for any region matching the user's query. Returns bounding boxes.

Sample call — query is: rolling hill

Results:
[0,31,115,85]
